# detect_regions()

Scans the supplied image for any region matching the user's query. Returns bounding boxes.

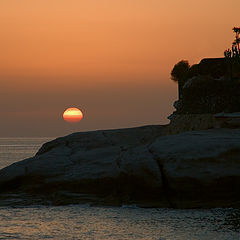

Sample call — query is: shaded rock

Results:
[166,114,216,135]
[150,129,240,208]
[0,125,165,206]
[176,74,240,114]
[0,126,240,208]
[215,112,240,128]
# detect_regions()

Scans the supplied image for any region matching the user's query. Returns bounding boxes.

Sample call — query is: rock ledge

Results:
[0,126,240,208]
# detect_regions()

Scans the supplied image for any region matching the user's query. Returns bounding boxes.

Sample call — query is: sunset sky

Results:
[1,0,239,137]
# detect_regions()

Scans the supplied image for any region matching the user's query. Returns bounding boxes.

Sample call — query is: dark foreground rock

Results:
[0,125,240,208]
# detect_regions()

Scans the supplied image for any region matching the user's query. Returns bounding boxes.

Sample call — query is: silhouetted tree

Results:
[224,27,240,79]
[171,60,190,99]
[171,60,190,82]
[224,27,240,59]
[233,27,240,53]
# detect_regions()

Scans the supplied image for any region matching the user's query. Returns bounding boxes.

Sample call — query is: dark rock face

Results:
[174,58,240,114]
[0,126,240,208]
[0,126,165,207]
[198,58,229,79]
[176,77,240,114]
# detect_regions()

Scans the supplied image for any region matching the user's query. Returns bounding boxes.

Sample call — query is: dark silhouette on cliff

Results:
[171,57,240,114]
[224,27,240,59]
[170,60,190,82]
[170,60,190,98]
[170,27,240,114]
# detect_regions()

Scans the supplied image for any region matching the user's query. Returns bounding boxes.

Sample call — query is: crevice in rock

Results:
[148,148,175,208]
[102,131,125,169]
[116,154,121,169]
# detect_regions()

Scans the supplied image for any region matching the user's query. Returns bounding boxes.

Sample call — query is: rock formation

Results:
[176,75,240,114]
[1,57,240,208]
[0,126,239,208]
[168,58,240,134]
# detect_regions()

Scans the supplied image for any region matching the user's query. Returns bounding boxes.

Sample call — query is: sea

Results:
[0,137,239,240]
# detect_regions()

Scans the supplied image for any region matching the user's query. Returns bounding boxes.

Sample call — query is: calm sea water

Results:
[0,138,239,240]
[0,137,53,170]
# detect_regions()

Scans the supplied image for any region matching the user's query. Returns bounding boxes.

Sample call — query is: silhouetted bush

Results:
[171,60,190,83]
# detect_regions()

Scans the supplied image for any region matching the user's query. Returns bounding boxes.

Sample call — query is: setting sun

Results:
[63,107,83,123]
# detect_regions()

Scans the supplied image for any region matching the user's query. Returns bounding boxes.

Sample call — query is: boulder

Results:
[0,125,165,206]
[0,126,240,208]
[150,128,240,208]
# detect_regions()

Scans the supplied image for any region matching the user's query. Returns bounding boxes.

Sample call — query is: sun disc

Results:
[63,107,83,123]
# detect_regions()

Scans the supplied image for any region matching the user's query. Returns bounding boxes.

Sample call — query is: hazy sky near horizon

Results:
[0,0,239,137]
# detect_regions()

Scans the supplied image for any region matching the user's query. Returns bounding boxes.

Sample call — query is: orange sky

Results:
[0,0,239,136]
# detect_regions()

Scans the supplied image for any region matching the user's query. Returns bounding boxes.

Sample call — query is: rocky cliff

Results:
[1,58,240,208]
[0,126,239,208]
[167,58,240,134]
[174,58,240,115]
[175,76,240,114]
